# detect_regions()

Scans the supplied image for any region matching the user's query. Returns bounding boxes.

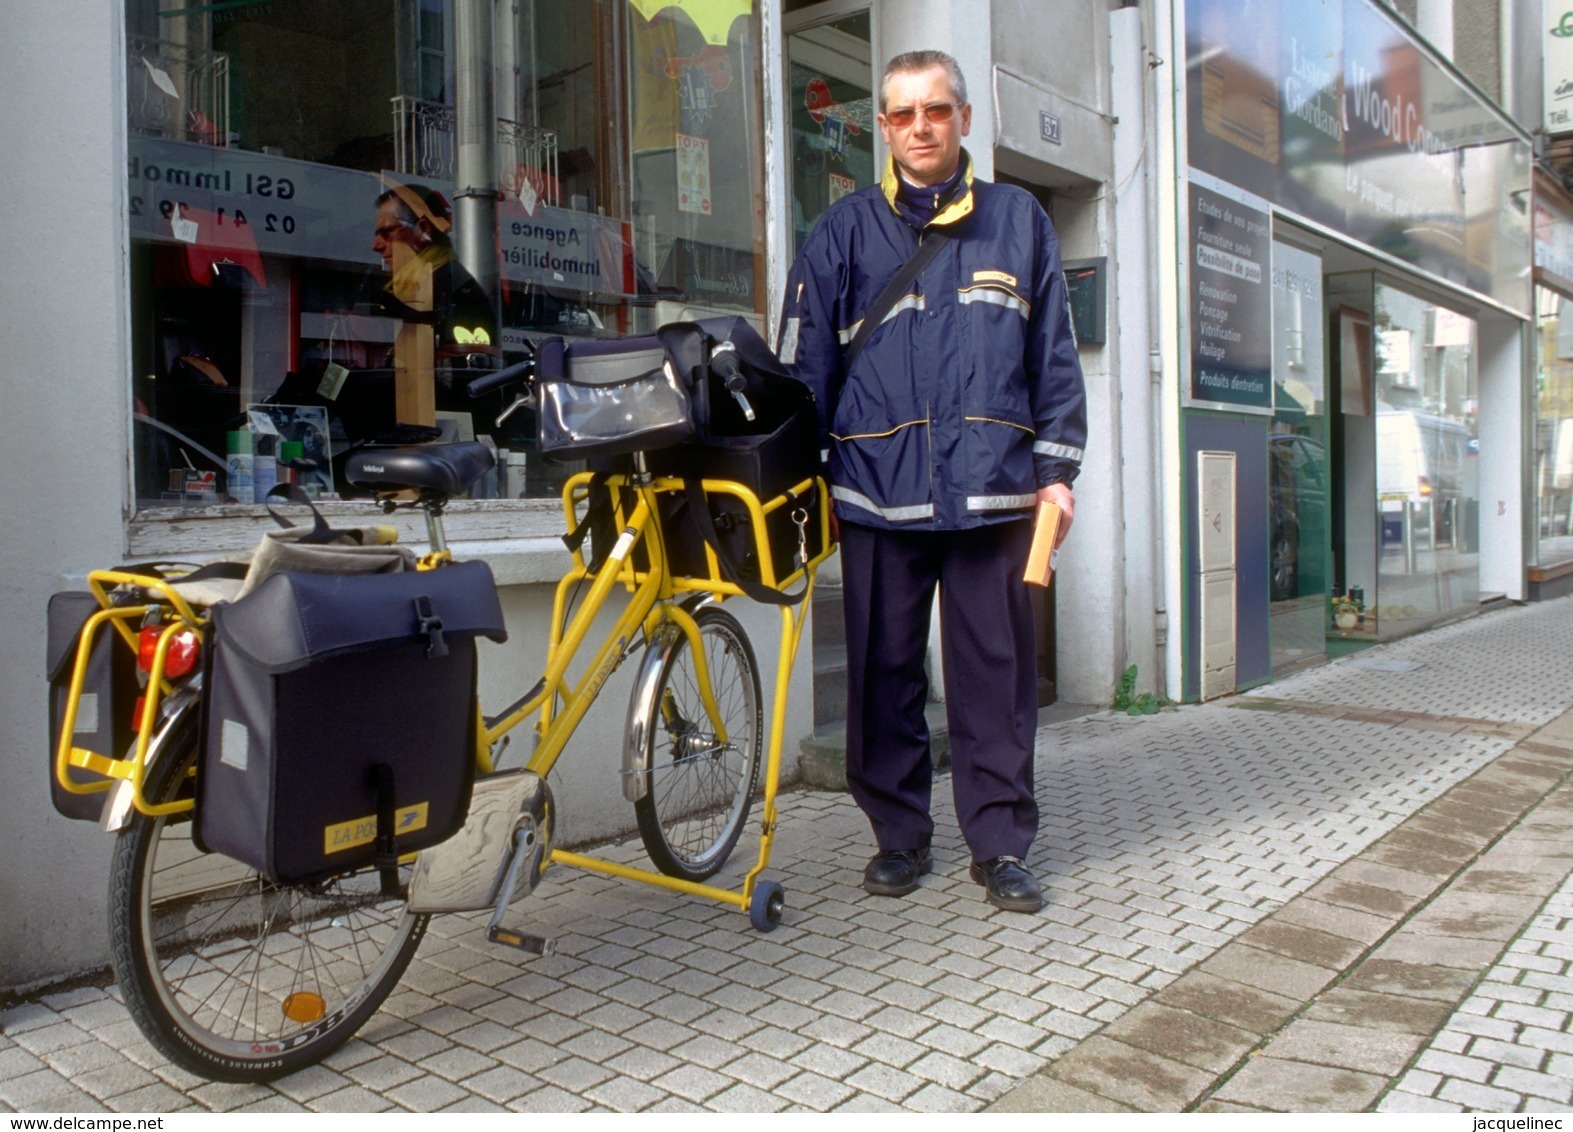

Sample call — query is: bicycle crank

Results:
[408,770,554,917]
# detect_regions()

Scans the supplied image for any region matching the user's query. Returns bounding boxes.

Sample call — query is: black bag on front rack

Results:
[534,334,694,461]
[196,561,507,886]
[46,592,139,821]
[645,317,824,594]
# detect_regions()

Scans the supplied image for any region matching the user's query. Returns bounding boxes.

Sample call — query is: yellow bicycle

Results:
[52,343,830,1082]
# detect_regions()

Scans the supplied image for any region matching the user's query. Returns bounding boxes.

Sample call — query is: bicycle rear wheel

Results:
[634,606,762,881]
[108,708,427,1082]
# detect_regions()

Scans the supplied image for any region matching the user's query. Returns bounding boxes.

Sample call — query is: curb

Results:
[989,706,1573,1112]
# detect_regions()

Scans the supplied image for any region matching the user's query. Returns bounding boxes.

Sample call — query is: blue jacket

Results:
[778,153,1087,530]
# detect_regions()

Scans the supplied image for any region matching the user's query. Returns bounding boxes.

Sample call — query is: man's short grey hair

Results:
[879,50,968,113]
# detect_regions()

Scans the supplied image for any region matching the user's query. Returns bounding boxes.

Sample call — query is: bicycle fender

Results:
[621,597,719,803]
[101,679,202,834]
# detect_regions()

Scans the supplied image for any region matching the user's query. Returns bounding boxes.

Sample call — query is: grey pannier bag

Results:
[196,561,507,886]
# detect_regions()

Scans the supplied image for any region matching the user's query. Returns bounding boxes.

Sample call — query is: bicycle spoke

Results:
[113,728,425,1078]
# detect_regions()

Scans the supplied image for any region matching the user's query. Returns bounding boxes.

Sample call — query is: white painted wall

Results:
[2,0,132,990]
[1478,315,1529,600]
[1110,5,1164,702]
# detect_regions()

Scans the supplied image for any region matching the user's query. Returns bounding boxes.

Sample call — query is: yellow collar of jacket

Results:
[881,151,976,229]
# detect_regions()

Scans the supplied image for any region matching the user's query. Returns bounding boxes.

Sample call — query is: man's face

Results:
[372,200,425,272]
[878,64,970,188]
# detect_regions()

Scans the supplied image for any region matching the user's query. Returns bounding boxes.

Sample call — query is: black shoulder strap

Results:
[682,477,808,606]
[842,231,950,372]
[264,483,352,544]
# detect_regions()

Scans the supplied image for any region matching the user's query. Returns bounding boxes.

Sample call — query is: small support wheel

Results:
[750,880,785,932]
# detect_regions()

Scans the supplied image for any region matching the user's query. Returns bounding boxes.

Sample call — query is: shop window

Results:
[1369,281,1479,637]
[1536,286,1573,569]
[125,0,765,512]
[785,11,874,256]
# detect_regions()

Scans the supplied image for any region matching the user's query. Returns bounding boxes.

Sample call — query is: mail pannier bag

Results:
[645,317,825,594]
[196,561,507,886]
[535,335,695,460]
[46,591,140,821]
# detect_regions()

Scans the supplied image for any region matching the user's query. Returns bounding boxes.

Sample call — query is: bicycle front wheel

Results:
[634,606,763,881]
[108,709,428,1082]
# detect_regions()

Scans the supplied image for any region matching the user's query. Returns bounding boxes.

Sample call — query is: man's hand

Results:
[1038,482,1074,547]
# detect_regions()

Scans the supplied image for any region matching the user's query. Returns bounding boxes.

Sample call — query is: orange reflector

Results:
[282,992,326,1023]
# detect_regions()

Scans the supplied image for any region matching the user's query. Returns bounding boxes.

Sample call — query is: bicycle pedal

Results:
[487,926,556,956]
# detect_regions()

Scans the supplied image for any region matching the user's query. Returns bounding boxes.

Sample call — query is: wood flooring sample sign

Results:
[1190,183,1272,411]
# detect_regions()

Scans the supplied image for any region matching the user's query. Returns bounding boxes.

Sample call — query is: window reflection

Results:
[1370,282,1479,636]
[126,0,764,510]
[1269,240,1327,675]
[1536,286,1573,568]
[786,13,875,255]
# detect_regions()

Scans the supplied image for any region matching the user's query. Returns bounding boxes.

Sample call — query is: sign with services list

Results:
[1190,182,1272,411]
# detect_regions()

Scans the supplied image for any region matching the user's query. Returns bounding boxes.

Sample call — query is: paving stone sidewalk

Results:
[8,597,1573,1113]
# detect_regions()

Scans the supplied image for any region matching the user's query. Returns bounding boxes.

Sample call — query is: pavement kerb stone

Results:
[989,707,1573,1113]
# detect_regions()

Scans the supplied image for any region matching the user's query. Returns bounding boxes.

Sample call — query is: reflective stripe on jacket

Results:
[778,153,1087,531]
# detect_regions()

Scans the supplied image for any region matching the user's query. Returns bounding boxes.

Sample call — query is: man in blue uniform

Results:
[778,51,1086,912]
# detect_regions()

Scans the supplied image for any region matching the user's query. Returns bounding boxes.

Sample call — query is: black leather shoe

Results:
[969,856,1045,912]
[863,847,933,896]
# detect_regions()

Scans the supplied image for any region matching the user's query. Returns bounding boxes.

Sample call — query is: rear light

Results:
[1418,475,1432,497]
[138,626,201,679]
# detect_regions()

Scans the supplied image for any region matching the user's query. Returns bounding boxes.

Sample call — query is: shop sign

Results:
[1189,181,1273,411]
[1270,240,1325,417]
[1185,0,1531,315]
[1547,0,1573,134]
[498,201,635,296]
[129,136,634,296]
[128,135,379,265]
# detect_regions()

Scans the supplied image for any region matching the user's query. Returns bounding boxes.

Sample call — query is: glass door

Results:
[784,8,875,255]
[1536,285,1573,570]
[1269,239,1329,673]
[1370,279,1479,637]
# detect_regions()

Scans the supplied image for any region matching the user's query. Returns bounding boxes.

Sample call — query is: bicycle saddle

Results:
[344,442,495,497]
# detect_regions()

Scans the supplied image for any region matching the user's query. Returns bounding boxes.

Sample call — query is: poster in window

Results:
[677,132,713,216]
[247,403,334,498]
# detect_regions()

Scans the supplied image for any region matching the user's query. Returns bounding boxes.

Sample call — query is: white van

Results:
[1376,408,1469,542]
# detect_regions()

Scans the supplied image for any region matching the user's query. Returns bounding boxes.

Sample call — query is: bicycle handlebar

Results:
[709,344,748,392]
[467,358,535,399]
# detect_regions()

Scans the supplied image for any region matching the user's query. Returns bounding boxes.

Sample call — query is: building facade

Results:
[1,0,1547,989]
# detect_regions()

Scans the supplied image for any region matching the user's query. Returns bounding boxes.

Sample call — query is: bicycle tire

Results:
[108,706,428,1082]
[633,606,763,881]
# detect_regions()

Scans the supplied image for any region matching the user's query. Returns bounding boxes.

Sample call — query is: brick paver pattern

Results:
[1382,869,1573,1113]
[6,598,1573,1112]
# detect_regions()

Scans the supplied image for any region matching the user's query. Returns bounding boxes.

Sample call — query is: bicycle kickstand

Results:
[485,826,557,957]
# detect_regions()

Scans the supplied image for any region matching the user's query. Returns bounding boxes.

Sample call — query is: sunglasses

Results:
[883,101,957,129]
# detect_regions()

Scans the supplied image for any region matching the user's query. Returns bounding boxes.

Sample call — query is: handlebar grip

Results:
[709,344,746,390]
[467,358,534,399]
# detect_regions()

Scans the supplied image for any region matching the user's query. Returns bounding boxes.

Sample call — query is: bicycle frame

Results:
[53,460,833,921]
[53,571,210,819]
[484,462,832,916]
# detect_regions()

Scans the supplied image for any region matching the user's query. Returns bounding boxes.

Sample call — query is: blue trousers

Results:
[840,519,1040,862]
